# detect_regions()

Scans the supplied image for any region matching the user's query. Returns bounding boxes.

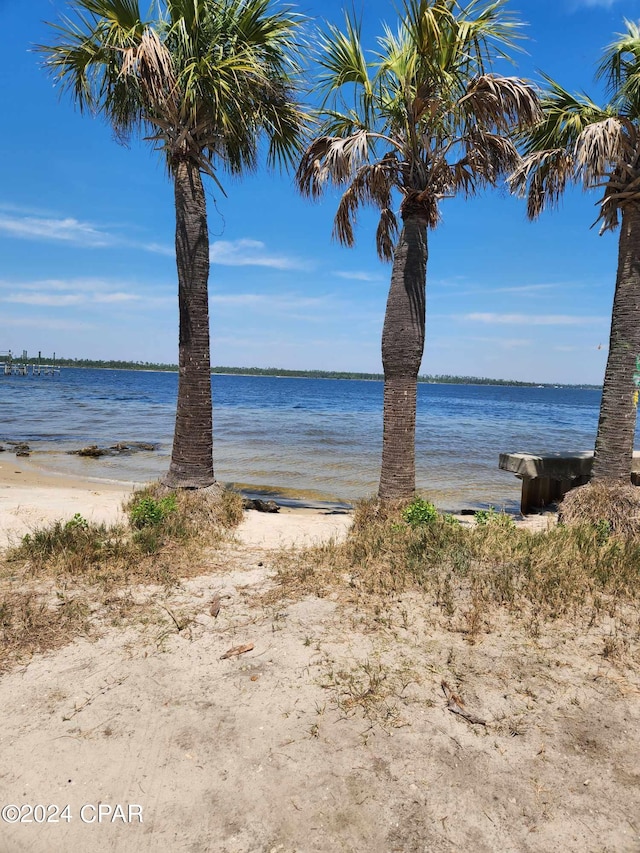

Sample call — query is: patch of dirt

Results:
[1,523,639,852]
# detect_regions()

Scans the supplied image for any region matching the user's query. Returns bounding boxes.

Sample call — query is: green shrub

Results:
[402,498,439,527]
[129,494,177,529]
[474,506,515,529]
[65,513,89,531]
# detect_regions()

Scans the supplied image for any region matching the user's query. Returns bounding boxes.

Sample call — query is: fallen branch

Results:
[220,643,254,660]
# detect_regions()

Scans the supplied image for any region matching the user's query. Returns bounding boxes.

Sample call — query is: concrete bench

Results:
[499,451,640,515]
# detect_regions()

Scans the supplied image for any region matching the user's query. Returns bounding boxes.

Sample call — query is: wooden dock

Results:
[0,350,60,377]
[1,363,61,376]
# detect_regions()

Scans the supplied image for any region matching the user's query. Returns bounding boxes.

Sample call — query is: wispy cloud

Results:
[334,270,383,282]
[210,239,310,270]
[571,0,618,7]
[0,206,310,275]
[210,291,330,313]
[3,293,87,307]
[94,292,142,304]
[0,207,175,256]
[0,277,171,309]
[3,315,98,331]
[141,241,174,257]
[0,213,115,247]
[491,284,558,295]
[467,336,533,348]
[461,313,603,326]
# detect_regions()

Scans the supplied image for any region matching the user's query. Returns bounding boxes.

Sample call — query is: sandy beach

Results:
[0,456,135,548]
[1,464,639,853]
[0,455,354,550]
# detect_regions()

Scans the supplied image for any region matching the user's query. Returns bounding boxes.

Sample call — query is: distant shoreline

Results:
[26,359,601,390]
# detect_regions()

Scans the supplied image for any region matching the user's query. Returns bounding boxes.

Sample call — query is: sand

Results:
[1,464,638,853]
[0,457,134,548]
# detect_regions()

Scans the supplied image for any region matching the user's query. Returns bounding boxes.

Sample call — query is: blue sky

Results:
[1,0,639,383]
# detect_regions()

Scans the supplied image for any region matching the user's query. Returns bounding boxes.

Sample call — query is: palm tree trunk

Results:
[592,203,640,482]
[163,159,215,489]
[378,212,428,501]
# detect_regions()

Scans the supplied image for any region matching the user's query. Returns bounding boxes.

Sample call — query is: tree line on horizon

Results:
[39,0,640,504]
[40,357,601,389]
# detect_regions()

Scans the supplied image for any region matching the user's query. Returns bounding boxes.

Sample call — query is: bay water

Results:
[0,368,619,511]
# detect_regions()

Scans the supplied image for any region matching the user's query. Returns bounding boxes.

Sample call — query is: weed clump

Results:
[559,480,640,539]
[474,506,515,529]
[0,483,244,670]
[6,484,244,579]
[269,496,640,629]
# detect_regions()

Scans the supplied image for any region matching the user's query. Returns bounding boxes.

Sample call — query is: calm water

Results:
[0,368,621,511]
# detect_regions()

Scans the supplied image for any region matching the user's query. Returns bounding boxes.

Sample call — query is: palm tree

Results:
[297,0,539,501]
[510,21,640,483]
[40,0,306,488]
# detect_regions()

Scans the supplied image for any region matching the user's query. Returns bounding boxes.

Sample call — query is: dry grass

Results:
[0,590,91,670]
[318,653,422,732]
[559,479,640,539]
[0,484,244,672]
[266,497,640,638]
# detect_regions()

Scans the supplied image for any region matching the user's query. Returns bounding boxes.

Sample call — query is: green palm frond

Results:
[297,0,538,259]
[40,0,307,183]
[520,73,610,155]
[596,19,640,115]
[316,14,373,101]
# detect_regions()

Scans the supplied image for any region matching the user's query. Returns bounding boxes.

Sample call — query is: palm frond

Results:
[461,74,541,132]
[462,129,520,185]
[316,14,373,101]
[575,116,637,186]
[40,0,307,180]
[333,183,360,247]
[296,130,371,196]
[334,160,397,256]
[519,74,609,155]
[508,148,575,219]
[596,19,640,110]
[376,208,399,261]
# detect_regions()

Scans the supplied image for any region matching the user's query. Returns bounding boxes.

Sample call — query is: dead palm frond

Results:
[512,30,640,233]
[509,148,574,219]
[461,74,541,132]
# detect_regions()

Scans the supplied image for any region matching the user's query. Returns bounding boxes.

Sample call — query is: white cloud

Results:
[210,291,330,312]
[210,239,309,270]
[468,336,533,348]
[571,0,617,7]
[0,207,175,256]
[94,292,142,304]
[0,206,312,275]
[3,293,86,307]
[3,315,97,331]
[0,213,114,247]
[490,284,557,295]
[141,241,175,257]
[334,270,383,282]
[462,313,603,326]
[0,277,166,308]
